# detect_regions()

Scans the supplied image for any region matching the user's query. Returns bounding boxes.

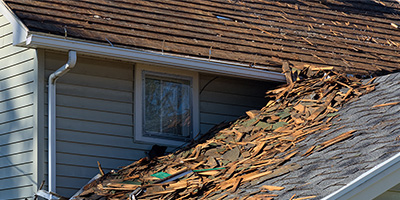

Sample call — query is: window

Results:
[134,64,199,146]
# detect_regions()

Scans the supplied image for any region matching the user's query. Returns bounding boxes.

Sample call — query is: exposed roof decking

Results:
[4,0,400,75]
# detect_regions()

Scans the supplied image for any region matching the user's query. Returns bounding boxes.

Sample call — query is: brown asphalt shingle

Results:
[4,0,400,75]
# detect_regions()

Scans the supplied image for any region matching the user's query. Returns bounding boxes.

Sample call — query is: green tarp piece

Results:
[151,172,171,179]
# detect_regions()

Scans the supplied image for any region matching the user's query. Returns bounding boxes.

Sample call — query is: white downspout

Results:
[48,51,77,198]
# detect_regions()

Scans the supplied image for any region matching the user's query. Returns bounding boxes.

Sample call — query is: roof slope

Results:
[66,68,400,200]
[4,0,400,75]
[247,71,400,199]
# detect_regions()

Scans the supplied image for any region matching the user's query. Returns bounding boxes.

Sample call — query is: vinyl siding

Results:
[43,52,143,197]
[0,14,36,200]
[43,52,276,197]
[199,73,276,133]
[375,183,400,200]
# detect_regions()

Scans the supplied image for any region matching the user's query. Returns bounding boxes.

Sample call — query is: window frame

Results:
[134,64,199,146]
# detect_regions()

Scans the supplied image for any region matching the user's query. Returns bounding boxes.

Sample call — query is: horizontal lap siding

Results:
[0,14,36,199]
[44,52,154,197]
[43,51,278,197]
[199,74,275,134]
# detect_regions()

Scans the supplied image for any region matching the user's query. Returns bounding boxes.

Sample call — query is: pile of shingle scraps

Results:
[72,66,376,200]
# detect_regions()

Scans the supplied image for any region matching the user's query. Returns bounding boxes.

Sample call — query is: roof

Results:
[4,0,400,75]
[63,67,400,200]
[245,71,400,199]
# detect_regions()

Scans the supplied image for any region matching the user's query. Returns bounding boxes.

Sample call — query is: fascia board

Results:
[0,0,29,45]
[323,152,400,200]
[25,34,285,82]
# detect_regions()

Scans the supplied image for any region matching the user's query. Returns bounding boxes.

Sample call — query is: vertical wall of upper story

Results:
[43,51,277,197]
[199,73,275,133]
[0,14,38,199]
[43,51,136,196]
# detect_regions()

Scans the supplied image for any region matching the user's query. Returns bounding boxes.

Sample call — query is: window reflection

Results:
[143,72,192,140]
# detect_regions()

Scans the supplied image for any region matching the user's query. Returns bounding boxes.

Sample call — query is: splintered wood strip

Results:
[235,130,244,142]
[200,186,219,199]
[240,170,273,183]
[276,143,293,152]
[284,151,298,160]
[336,81,352,88]
[293,196,317,200]
[302,146,316,157]
[343,88,353,100]
[317,130,356,151]
[365,77,377,85]
[197,170,220,176]
[166,181,188,190]
[123,174,140,181]
[260,133,292,141]
[246,110,260,119]
[283,61,294,85]
[138,189,176,198]
[231,177,242,193]
[250,160,277,169]
[101,186,140,191]
[253,163,301,185]
[97,161,105,176]
[251,141,266,157]
[191,160,206,170]
[224,163,238,179]
[106,183,140,189]
[176,193,190,200]
[306,92,336,121]
[372,102,400,108]
[260,185,285,191]
[244,194,277,200]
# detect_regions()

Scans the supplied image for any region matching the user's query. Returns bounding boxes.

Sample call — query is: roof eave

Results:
[22,33,285,82]
[323,152,400,200]
[0,0,29,45]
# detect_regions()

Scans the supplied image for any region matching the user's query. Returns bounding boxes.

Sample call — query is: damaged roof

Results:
[4,0,400,75]
[65,67,400,200]
[247,71,400,199]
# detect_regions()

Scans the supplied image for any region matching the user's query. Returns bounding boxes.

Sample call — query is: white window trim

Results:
[134,63,199,146]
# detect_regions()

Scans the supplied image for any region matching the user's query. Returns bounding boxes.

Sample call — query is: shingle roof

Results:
[4,0,400,75]
[67,67,400,200]
[238,71,400,199]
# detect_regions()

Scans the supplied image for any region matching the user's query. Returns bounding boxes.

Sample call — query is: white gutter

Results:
[323,152,400,200]
[24,34,285,82]
[48,51,77,198]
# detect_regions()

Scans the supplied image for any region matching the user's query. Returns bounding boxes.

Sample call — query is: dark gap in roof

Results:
[298,0,400,17]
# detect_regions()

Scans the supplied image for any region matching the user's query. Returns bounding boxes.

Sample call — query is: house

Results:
[71,63,400,200]
[0,0,400,199]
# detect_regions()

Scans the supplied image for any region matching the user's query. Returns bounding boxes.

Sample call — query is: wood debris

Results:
[73,66,375,200]
[372,101,400,108]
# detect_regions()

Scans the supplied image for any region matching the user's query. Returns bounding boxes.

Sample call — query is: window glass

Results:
[143,72,192,140]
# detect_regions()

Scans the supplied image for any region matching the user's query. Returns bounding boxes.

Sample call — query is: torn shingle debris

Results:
[69,66,375,200]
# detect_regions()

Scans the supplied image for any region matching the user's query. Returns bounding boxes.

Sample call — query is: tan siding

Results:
[0,14,36,199]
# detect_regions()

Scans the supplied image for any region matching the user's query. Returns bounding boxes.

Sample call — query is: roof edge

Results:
[0,0,29,45]
[323,152,400,200]
[24,34,285,82]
